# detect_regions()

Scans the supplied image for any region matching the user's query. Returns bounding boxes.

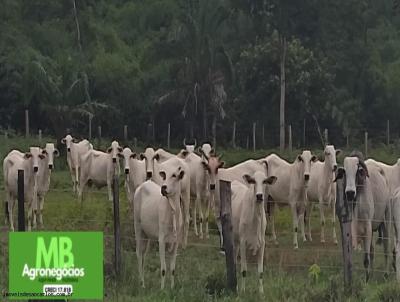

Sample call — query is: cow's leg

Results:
[290,203,299,249]
[205,191,212,239]
[107,177,113,202]
[298,204,307,244]
[257,241,265,294]
[159,237,166,290]
[392,199,400,281]
[38,195,45,227]
[305,202,313,242]
[319,199,326,243]
[364,223,372,282]
[8,198,15,232]
[27,201,33,231]
[75,166,79,195]
[170,242,178,289]
[182,190,190,248]
[78,171,88,203]
[240,240,247,292]
[193,194,199,237]
[331,196,338,244]
[269,202,278,245]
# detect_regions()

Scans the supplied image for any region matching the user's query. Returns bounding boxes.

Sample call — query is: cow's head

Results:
[120,147,137,175]
[198,143,213,160]
[159,166,185,197]
[107,141,123,164]
[335,152,369,202]
[41,143,59,170]
[243,171,277,204]
[140,147,158,180]
[183,138,197,154]
[324,145,341,172]
[61,135,78,152]
[25,147,45,174]
[296,150,317,183]
[202,154,224,190]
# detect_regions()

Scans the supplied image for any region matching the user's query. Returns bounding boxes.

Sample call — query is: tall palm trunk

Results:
[279,35,287,152]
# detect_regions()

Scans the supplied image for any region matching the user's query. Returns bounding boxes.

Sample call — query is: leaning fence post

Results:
[252,122,256,152]
[18,169,25,231]
[38,129,42,144]
[25,109,29,138]
[167,123,171,149]
[324,128,328,145]
[112,175,121,277]
[335,174,352,291]
[124,125,128,142]
[364,132,368,158]
[219,180,237,293]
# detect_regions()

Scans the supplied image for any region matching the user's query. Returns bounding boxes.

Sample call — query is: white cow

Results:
[306,145,340,243]
[232,171,277,293]
[140,147,191,248]
[37,143,59,226]
[78,141,122,202]
[365,158,400,194]
[390,187,400,282]
[201,154,269,249]
[120,147,146,210]
[134,166,185,289]
[4,147,45,231]
[265,151,317,249]
[178,143,209,239]
[198,143,213,160]
[335,152,390,281]
[61,135,92,194]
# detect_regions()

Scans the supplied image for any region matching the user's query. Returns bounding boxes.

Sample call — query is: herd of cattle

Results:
[3,135,400,292]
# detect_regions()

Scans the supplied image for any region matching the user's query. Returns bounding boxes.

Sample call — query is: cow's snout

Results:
[346,190,356,201]
[256,193,263,203]
[112,158,117,163]
[125,168,129,174]
[33,166,38,173]
[333,164,338,172]
[48,164,53,170]
[161,185,168,196]
[210,184,216,190]
[304,174,310,181]
[146,171,153,179]
[67,148,71,152]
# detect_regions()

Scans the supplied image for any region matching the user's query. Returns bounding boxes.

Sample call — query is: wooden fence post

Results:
[288,125,292,153]
[219,180,237,293]
[387,120,390,146]
[365,132,368,158]
[25,109,29,138]
[335,174,352,290]
[124,125,128,142]
[38,129,42,144]
[252,122,256,152]
[167,123,171,149]
[18,169,25,231]
[113,175,121,277]
[232,122,236,149]
[324,128,328,145]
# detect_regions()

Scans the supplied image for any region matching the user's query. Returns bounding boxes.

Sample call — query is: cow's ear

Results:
[336,149,342,156]
[118,147,123,152]
[218,161,225,168]
[117,153,124,158]
[334,168,345,182]
[24,153,32,159]
[159,171,166,180]
[297,155,303,162]
[39,154,45,160]
[139,153,145,160]
[41,149,48,155]
[210,148,215,156]
[53,149,60,157]
[264,176,277,185]
[130,153,137,159]
[107,147,112,153]
[153,154,160,161]
[180,150,189,158]
[311,155,317,162]
[243,174,255,184]
[178,170,185,180]
[201,161,210,171]
[72,138,79,143]
[61,138,66,144]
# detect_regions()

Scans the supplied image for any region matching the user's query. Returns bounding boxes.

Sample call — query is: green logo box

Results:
[9,232,103,300]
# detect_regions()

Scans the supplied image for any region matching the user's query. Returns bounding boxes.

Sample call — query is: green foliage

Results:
[308,263,321,284]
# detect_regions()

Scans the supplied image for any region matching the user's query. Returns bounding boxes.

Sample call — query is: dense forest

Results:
[1,0,400,148]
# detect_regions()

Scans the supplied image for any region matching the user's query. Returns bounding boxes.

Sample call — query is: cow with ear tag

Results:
[78,141,122,202]
[305,145,341,244]
[335,151,390,282]
[37,143,60,227]
[3,147,46,231]
[231,171,277,294]
[61,135,92,194]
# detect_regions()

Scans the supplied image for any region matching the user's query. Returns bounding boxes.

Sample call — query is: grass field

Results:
[1,136,400,301]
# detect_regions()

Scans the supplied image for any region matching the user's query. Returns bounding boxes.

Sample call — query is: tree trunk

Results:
[279,35,287,152]
[71,0,82,53]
